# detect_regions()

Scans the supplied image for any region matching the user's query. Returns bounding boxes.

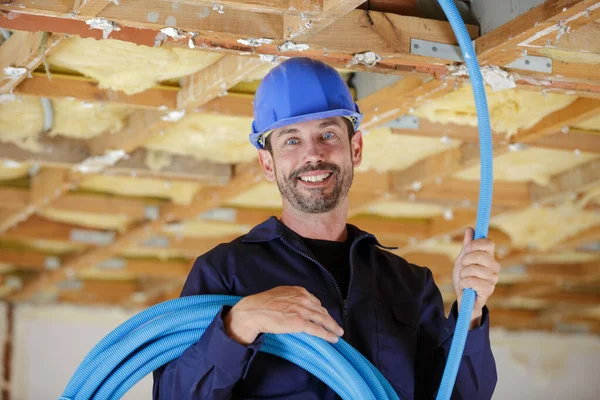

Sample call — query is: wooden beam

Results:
[476,0,600,65]
[392,121,600,153]
[0,168,69,234]
[357,76,428,130]
[0,188,28,210]
[347,215,429,240]
[161,0,323,16]
[531,158,600,205]
[284,0,366,40]
[510,98,600,145]
[556,225,600,249]
[0,31,62,93]
[14,72,179,110]
[85,110,168,155]
[0,140,232,184]
[528,129,600,153]
[391,143,480,192]
[177,55,264,110]
[0,6,476,75]
[9,160,264,301]
[73,0,113,16]
[393,178,532,210]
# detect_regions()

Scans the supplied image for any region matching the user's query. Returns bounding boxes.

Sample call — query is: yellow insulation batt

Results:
[0,96,44,152]
[144,113,256,164]
[48,36,224,94]
[164,220,250,238]
[573,114,600,131]
[38,209,133,233]
[491,206,600,251]
[226,182,282,209]
[523,251,600,264]
[455,148,598,186]
[49,99,133,139]
[78,175,201,205]
[366,200,445,219]
[357,128,461,173]
[0,163,30,181]
[413,86,577,137]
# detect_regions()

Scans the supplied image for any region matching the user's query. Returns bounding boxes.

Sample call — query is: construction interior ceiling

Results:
[0,0,598,335]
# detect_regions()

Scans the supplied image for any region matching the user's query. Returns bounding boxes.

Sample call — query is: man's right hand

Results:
[223,286,344,346]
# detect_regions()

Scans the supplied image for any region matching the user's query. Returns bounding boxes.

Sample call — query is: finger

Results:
[456,228,474,261]
[468,238,495,256]
[459,264,498,283]
[463,227,474,247]
[303,308,344,336]
[461,251,496,269]
[459,276,496,297]
[302,321,341,343]
[295,287,322,306]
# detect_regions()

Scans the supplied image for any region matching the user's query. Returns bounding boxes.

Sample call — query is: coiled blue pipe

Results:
[59,1,492,398]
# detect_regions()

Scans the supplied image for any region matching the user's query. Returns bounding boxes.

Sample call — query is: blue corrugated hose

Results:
[59,0,492,398]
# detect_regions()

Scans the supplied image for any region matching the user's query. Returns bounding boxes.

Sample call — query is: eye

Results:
[322,131,336,140]
[285,138,299,145]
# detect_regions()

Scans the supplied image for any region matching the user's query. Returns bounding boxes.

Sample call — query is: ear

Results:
[258,149,276,182]
[350,130,363,168]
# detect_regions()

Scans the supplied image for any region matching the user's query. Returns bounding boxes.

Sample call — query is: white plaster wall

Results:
[11,304,151,400]
[9,303,600,399]
[0,302,7,398]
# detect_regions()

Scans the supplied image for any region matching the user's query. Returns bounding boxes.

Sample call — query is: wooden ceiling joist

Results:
[177,55,263,110]
[283,0,366,41]
[0,30,61,93]
[9,160,265,301]
[0,140,233,184]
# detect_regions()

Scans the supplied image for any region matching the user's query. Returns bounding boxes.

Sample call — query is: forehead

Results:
[273,117,346,136]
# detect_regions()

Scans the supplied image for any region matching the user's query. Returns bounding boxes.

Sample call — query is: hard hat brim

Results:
[250,108,363,150]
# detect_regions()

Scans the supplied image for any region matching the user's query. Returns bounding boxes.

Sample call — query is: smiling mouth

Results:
[298,172,333,183]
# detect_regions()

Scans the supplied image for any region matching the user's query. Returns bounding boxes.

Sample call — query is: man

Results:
[153,57,498,399]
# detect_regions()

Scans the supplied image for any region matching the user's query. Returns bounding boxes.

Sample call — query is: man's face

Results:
[258,117,363,214]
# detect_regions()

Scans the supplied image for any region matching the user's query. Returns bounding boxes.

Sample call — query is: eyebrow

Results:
[276,119,342,138]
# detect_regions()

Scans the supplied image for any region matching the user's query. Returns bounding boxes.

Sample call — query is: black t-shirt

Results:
[301,233,352,299]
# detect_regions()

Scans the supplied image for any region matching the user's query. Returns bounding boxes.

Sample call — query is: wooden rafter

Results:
[0,31,62,93]
[283,0,366,40]
[0,139,232,184]
[8,160,264,301]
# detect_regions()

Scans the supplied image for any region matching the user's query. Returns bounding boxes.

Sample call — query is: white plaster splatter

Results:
[348,51,381,68]
[73,150,126,174]
[277,41,309,52]
[85,18,121,39]
[161,110,186,122]
[237,38,274,47]
[2,67,26,78]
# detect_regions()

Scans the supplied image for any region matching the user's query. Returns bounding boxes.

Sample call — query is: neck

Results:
[280,198,349,241]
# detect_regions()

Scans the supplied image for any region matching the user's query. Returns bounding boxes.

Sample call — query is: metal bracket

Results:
[505,55,553,73]
[98,258,127,269]
[384,115,420,130]
[410,38,462,62]
[199,207,237,223]
[144,205,160,221]
[70,229,115,246]
[44,256,62,270]
[143,235,171,248]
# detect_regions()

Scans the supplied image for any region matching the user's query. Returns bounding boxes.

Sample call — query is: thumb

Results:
[462,227,474,250]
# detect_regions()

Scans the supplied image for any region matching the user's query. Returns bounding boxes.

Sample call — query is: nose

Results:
[303,139,325,164]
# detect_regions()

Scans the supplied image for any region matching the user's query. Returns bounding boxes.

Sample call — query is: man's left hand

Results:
[453,227,501,330]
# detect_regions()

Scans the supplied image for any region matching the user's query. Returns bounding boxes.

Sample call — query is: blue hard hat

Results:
[250,57,363,149]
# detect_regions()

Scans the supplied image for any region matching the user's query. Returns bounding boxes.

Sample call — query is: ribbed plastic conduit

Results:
[435,0,493,399]
[59,1,492,398]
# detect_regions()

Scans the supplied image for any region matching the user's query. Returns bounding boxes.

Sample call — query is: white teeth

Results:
[300,173,331,182]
